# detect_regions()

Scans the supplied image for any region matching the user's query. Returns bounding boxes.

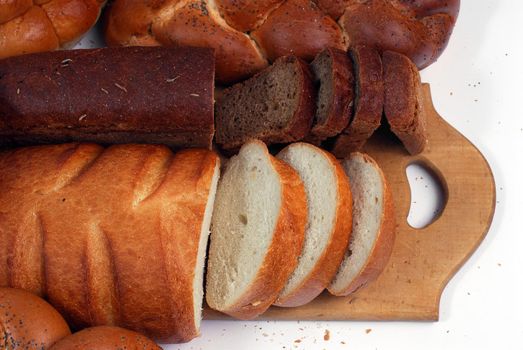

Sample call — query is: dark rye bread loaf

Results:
[215,55,315,150]
[309,48,354,140]
[0,47,215,149]
[330,46,384,157]
[383,50,427,155]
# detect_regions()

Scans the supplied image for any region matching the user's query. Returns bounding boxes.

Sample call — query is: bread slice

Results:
[383,50,428,155]
[330,45,384,157]
[215,55,315,151]
[206,140,307,319]
[328,152,395,296]
[310,48,354,140]
[274,143,352,307]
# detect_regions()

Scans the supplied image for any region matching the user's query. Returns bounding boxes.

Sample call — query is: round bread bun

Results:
[0,0,106,59]
[105,0,459,83]
[0,288,71,349]
[49,326,161,350]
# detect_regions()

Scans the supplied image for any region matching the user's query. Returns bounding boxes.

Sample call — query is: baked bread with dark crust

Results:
[105,0,458,83]
[383,50,428,155]
[0,143,221,343]
[0,47,215,149]
[0,0,105,59]
[330,45,384,157]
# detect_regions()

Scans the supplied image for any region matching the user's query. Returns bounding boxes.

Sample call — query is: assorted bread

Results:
[206,140,307,319]
[105,0,459,82]
[0,46,215,149]
[0,144,220,342]
[274,143,353,307]
[0,0,105,59]
[328,152,396,296]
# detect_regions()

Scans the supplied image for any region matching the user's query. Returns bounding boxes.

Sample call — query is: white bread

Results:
[328,152,396,296]
[206,139,307,319]
[0,144,220,343]
[274,143,352,307]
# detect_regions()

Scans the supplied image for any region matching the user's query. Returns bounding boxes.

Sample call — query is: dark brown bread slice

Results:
[215,55,315,150]
[330,45,384,158]
[382,50,427,155]
[309,47,354,140]
[0,47,215,149]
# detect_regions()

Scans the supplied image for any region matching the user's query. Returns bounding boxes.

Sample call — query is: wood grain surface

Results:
[204,83,496,321]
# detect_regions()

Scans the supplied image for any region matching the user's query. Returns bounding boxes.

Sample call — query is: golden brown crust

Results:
[221,140,307,320]
[0,144,220,343]
[0,288,71,349]
[383,50,427,155]
[251,0,346,62]
[0,0,104,59]
[215,0,283,32]
[49,326,161,350]
[274,144,352,307]
[328,152,396,296]
[315,0,349,19]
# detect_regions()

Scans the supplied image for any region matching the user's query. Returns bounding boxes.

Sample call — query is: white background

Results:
[76,1,523,348]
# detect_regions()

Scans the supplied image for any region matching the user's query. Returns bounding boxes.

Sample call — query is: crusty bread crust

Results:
[0,0,105,59]
[331,45,383,157]
[0,144,220,343]
[310,48,354,140]
[212,140,307,319]
[328,152,396,296]
[383,50,428,155]
[0,288,71,349]
[49,326,160,349]
[274,143,352,307]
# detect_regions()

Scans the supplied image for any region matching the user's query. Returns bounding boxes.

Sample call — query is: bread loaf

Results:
[105,0,458,82]
[330,45,384,157]
[215,56,315,150]
[0,143,220,343]
[309,48,354,140]
[328,152,395,296]
[383,50,428,155]
[274,143,352,307]
[0,288,71,349]
[49,326,160,350]
[0,47,215,149]
[206,140,307,319]
[0,0,105,59]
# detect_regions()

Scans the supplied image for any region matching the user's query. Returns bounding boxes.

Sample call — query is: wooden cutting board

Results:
[204,83,496,321]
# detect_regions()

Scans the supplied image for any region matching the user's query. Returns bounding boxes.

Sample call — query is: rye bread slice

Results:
[330,46,384,158]
[206,140,307,319]
[274,143,352,307]
[382,50,428,155]
[309,48,354,140]
[328,152,396,296]
[215,56,315,150]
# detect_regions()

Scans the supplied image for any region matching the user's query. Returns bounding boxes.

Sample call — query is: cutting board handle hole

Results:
[406,161,448,229]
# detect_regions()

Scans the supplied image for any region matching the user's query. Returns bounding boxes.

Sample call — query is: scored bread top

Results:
[274,143,352,307]
[0,143,220,343]
[206,140,307,319]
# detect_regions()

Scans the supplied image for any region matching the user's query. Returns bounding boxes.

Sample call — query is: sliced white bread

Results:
[274,143,353,307]
[328,152,396,296]
[205,139,307,319]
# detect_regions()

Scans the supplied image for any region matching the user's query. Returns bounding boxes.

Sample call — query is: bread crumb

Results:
[341,341,346,345]
[262,333,268,337]
[294,339,301,343]
[365,329,372,334]
[323,330,330,341]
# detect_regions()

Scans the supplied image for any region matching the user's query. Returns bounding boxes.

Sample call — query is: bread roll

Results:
[0,288,71,349]
[49,326,160,349]
[0,47,215,149]
[0,0,105,59]
[0,144,220,343]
